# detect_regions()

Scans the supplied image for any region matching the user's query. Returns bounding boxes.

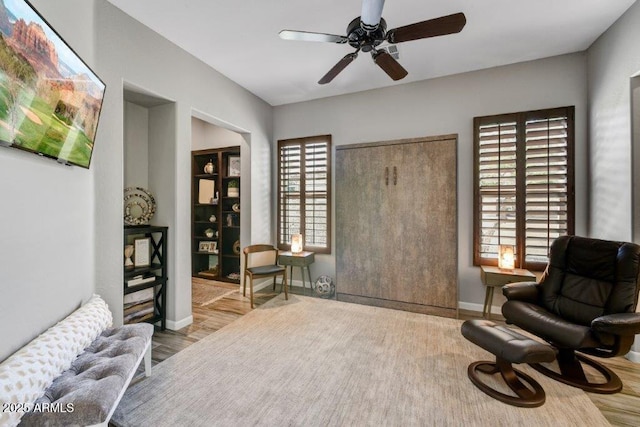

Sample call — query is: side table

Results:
[278,251,315,295]
[480,266,536,319]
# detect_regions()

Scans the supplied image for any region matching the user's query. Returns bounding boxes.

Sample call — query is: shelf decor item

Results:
[0,0,105,169]
[124,245,134,266]
[291,233,304,253]
[314,275,335,298]
[124,187,156,225]
[204,159,216,174]
[228,156,241,176]
[199,241,212,252]
[205,228,215,238]
[134,238,151,267]
[209,214,216,223]
[498,244,515,271]
[227,180,239,197]
[198,179,215,204]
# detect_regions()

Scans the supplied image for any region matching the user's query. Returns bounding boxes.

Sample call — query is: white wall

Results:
[274,53,589,308]
[587,1,640,359]
[93,0,273,328]
[124,102,149,188]
[588,1,640,241]
[0,0,97,361]
[191,118,243,152]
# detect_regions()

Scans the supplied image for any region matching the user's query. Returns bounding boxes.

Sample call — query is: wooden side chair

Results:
[243,244,288,308]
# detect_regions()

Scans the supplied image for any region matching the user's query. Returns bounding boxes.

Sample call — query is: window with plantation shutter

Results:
[473,107,574,270]
[278,135,332,254]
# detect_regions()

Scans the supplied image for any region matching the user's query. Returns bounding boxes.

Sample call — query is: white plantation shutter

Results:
[474,107,574,270]
[278,135,331,253]
[524,114,571,264]
[279,143,302,245]
[477,120,518,260]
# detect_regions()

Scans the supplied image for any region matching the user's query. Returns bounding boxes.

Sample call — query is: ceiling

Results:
[106,0,636,107]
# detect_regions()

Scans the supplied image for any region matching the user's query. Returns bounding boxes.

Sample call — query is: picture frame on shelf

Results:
[228,156,241,176]
[198,179,215,204]
[134,238,151,267]
[199,241,218,253]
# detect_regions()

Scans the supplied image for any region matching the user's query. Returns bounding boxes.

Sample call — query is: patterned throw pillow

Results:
[0,294,112,427]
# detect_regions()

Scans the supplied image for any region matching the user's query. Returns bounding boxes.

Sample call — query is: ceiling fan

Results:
[279,0,466,84]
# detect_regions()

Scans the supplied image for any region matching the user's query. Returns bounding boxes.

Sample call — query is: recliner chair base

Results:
[468,359,547,407]
[530,349,622,394]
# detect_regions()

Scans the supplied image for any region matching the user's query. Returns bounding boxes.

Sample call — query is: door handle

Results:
[393,166,397,186]
[385,167,389,186]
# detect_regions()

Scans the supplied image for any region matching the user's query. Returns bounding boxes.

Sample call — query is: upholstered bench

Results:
[461,319,556,407]
[0,295,153,427]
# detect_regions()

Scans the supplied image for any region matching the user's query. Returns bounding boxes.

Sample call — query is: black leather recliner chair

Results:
[502,235,640,393]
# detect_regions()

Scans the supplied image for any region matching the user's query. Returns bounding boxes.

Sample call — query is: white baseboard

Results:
[458,301,501,316]
[626,349,640,363]
[288,279,313,289]
[166,315,193,331]
[247,278,310,292]
[248,278,275,292]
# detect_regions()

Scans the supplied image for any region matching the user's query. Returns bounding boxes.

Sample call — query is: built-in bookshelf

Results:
[192,147,240,283]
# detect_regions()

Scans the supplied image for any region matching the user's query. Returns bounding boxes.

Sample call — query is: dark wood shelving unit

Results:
[124,225,168,330]
[192,147,240,283]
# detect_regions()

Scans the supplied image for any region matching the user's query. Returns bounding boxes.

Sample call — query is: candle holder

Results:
[291,233,303,253]
[498,245,515,270]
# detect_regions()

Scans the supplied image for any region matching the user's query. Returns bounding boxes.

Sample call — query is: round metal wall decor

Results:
[124,187,156,225]
[314,275,335,298]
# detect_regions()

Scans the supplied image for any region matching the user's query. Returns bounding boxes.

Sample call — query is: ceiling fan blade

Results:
[386,12,466,44]
[361,0,385,32]
[372,50,408,81]
[279,30,348,44]
[318,52,358,85]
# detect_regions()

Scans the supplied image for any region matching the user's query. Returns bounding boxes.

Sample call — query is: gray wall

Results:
[191,118,244,152]
[588,1,640,241]
[0,0,274,361]
[124,102,150,189]
[274,53,589,309]
[587,0,640,358]
[93,0,273,328]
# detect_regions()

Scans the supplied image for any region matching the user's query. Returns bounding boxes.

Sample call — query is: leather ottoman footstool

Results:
[461,319,556,407]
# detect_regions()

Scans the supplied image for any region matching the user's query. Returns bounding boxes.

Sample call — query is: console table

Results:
[278,251,314,294]
[480,266,536,319]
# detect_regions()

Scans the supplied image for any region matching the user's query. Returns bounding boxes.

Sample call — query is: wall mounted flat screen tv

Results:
[0,0,105,168]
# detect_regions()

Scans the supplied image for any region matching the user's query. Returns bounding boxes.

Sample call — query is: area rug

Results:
[112,295,609,426]
[191,278,237,306]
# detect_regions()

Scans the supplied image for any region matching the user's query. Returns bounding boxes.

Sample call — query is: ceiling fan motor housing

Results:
[347,17,386,52]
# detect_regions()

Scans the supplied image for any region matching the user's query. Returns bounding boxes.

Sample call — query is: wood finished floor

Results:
[148,284,640,426]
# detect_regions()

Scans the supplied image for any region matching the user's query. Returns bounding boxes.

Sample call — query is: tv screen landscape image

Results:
[0,0,105,168]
